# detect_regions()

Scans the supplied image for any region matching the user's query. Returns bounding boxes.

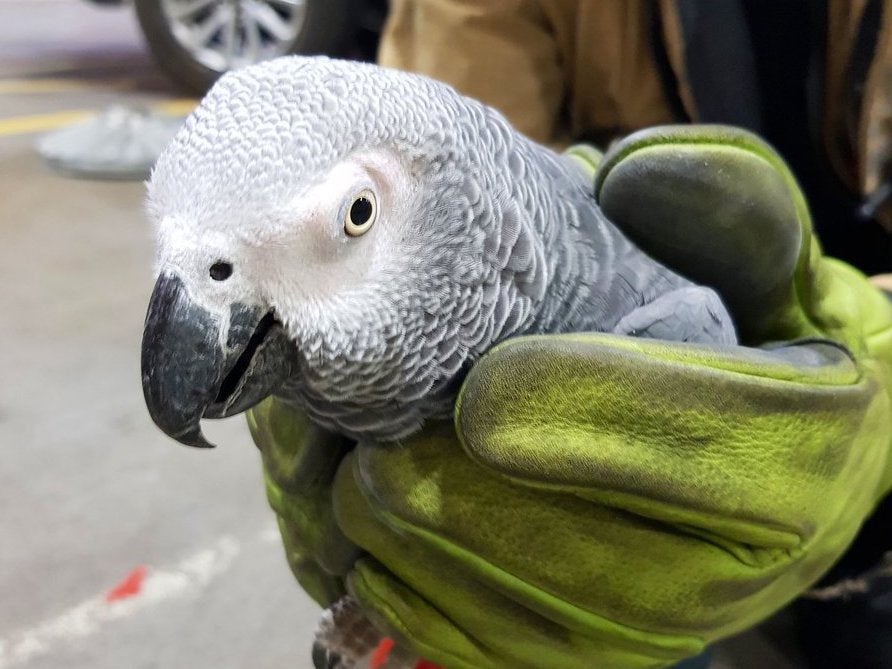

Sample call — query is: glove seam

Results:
[439,454,804,568]
[455,335,861,400]
[359,505,707,658]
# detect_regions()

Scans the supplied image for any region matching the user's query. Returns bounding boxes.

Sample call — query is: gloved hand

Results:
[248,125,892,669]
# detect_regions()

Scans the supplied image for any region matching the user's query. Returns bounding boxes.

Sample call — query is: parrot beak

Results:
[141,273,294,448]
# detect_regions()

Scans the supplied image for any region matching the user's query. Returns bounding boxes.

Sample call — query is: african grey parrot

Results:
[140,56,736,667]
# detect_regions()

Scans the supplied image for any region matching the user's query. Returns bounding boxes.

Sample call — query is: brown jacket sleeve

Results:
[378,0,679,149]
[378,0,568,146]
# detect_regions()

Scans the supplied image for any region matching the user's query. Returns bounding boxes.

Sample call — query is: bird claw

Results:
[312,641,349,669]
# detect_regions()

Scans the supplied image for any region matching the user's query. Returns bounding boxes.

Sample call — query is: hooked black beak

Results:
[141,273,294,448]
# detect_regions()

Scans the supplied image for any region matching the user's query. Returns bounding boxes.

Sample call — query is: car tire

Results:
[134,0,357,94]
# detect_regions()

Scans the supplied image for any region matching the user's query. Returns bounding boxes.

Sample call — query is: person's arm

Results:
[871,274,892,293]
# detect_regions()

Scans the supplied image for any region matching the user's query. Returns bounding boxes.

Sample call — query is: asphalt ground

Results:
[0,2,802,668]
[0,2,320,668]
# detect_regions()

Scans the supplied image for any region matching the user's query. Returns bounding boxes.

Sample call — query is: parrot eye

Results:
[344,190,377,237]
[209,261,233,281]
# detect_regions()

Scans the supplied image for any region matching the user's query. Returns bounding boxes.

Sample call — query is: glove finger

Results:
[267,491,351,606]
[248,398,362,603]
[594,125,892,356]
[248,397,353,491]
[336,424,843,661]
[593,125,809,344]
[455,334,890,550]
[333,445,704,669]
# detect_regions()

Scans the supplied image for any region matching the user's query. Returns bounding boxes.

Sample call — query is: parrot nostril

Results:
[210,261,233,281]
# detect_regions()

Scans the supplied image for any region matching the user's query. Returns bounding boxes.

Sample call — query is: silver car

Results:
[88,0,384,92]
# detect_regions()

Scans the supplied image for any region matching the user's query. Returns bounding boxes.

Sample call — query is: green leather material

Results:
[247,401,360,607]
[594,125,892,351]
[249,126,892,668]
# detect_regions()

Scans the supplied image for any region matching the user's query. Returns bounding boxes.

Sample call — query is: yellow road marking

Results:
[0,110,93,137]
[0,99,198,138]
[155,99,199,116]
[0,78,130,94]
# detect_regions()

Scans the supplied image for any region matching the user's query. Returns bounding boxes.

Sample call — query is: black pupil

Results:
[210,261,233,281]
[349,197,373,226]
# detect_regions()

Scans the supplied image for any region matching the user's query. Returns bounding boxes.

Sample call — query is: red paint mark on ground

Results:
[370,637,395,669]
[104,566,147,602]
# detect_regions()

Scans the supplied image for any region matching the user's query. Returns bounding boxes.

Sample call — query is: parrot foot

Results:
[313,595,417,668]
[312,641,345,669]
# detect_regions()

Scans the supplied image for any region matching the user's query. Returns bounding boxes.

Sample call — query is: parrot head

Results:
[141,56,538,447]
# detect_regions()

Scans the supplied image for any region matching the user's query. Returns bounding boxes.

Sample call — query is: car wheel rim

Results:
[160,0,307,72]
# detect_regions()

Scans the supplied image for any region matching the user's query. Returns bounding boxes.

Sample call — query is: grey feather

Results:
[149,56,736,444]
[147,56,738,669]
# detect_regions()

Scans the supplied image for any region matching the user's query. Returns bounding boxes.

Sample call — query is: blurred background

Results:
[0,1,800,667]
[0,1,361,667]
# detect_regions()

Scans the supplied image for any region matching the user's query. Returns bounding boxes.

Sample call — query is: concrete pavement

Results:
[0,2,319,668]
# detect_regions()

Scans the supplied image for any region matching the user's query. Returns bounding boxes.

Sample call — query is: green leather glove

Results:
[249,126,892,669]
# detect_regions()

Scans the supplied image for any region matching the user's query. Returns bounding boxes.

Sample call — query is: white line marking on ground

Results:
[0,533,246,669]
[260,524,282,543]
